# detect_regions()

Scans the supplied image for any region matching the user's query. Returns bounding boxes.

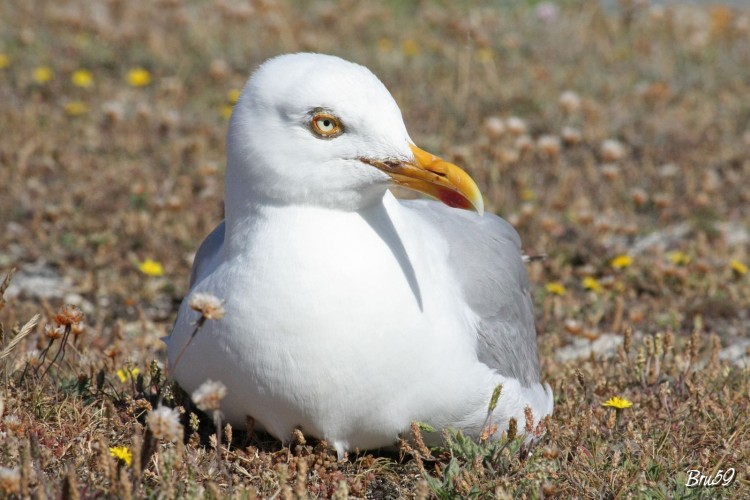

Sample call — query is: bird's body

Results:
[166,53,553,455]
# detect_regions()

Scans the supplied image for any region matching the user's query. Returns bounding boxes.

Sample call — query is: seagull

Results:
[166,53,553,456]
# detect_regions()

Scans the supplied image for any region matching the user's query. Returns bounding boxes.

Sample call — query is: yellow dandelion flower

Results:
[116,367,141,383]
[377,38,394,53]
[71,69,93,88]
[545,282,566,296]
[220,104,234,120]
[730,259,748,276]
[475,47,494,63]
[63,101,89,116]
[109,446,132,466]
[611,254,632,270]
[0,53,9,69]
[520,188,535,201]
[227,88,241,104]
[33,66,53,84]
[401,39,419,57]
[582,276,603,293]
[126,67,151,87]
[667,251,690,266]
[602,396,633,409]
[138,258,164,277]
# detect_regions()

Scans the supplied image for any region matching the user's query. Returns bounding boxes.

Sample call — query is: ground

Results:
[0,0,749,498]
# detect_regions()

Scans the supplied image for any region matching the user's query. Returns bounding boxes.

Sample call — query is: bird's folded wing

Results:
[189,221,226,288]
[403,200,540,387]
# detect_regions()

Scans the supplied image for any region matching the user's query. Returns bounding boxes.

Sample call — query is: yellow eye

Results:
[311,113,342,138]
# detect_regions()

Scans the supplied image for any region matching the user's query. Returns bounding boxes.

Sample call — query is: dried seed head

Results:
[537,135,562,157]
[559,90,582,114]
[689,328,700,363]
[507,417,517,441]
[3,415,22,433]
[483,117,506,138]
[623,325,633,354]
[0,467,21,495]
[654,333,664,358]
[146,406,183,442]
[561,126,582,145]
[293,428,306,446]
[54,304,84,327]
[506,116,527,136]
[645,335,654,357]
[189,293,226,320]
[631,187,648,206]
[606,408,617,429]
[44,324,64,340]
[524,406,534,433]
[600,139,626,162]
[636,347,646,370]
[72,323,86,339]
[192,380,227,412]
[611,449,621,467]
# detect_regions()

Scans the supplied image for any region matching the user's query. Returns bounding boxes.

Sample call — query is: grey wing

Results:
[189,221,226,288]
[404,200,540,387]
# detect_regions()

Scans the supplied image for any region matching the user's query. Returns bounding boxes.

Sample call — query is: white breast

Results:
[167,194,493,452]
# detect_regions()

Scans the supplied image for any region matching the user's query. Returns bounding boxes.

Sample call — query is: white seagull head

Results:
[225,52,484,215]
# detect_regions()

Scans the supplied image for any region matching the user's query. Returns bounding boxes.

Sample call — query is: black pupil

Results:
[323,120,331,127]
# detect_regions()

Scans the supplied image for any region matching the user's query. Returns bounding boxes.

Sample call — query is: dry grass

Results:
[1,0,749,497]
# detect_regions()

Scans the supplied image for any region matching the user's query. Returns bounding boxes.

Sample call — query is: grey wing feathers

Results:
[404,200,540,387]
[189,221,226,288]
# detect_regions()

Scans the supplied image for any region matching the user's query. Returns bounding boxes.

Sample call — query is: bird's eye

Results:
[311,113,342,138]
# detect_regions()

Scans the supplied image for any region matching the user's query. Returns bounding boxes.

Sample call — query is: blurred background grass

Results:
[1,0,749,497]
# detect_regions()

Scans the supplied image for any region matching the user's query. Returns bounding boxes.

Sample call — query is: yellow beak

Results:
[362,144,484,215]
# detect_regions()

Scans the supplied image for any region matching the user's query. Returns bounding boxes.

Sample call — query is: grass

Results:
[1,0,749,497]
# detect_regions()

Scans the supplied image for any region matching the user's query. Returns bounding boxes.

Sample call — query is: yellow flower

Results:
[109,446,132,466]
[730,259,748,276]
[475,47,494,63]
[71,69,93,88]
[0,53,9,69]
[401,39,419,57]
[33,66,53,84]
[126,67,151,87]
[63,101,89,116]
[611,254,632,270]
[220,104,233,120]
[582,276,603,293]
[545,282,566,296]
[116,367,141,383]
[520,188,535,201]
[667,251,690,266]
[602,396,633,409]
[227,88,241,104]
[377,38,394,53]
[138,258,164,277]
